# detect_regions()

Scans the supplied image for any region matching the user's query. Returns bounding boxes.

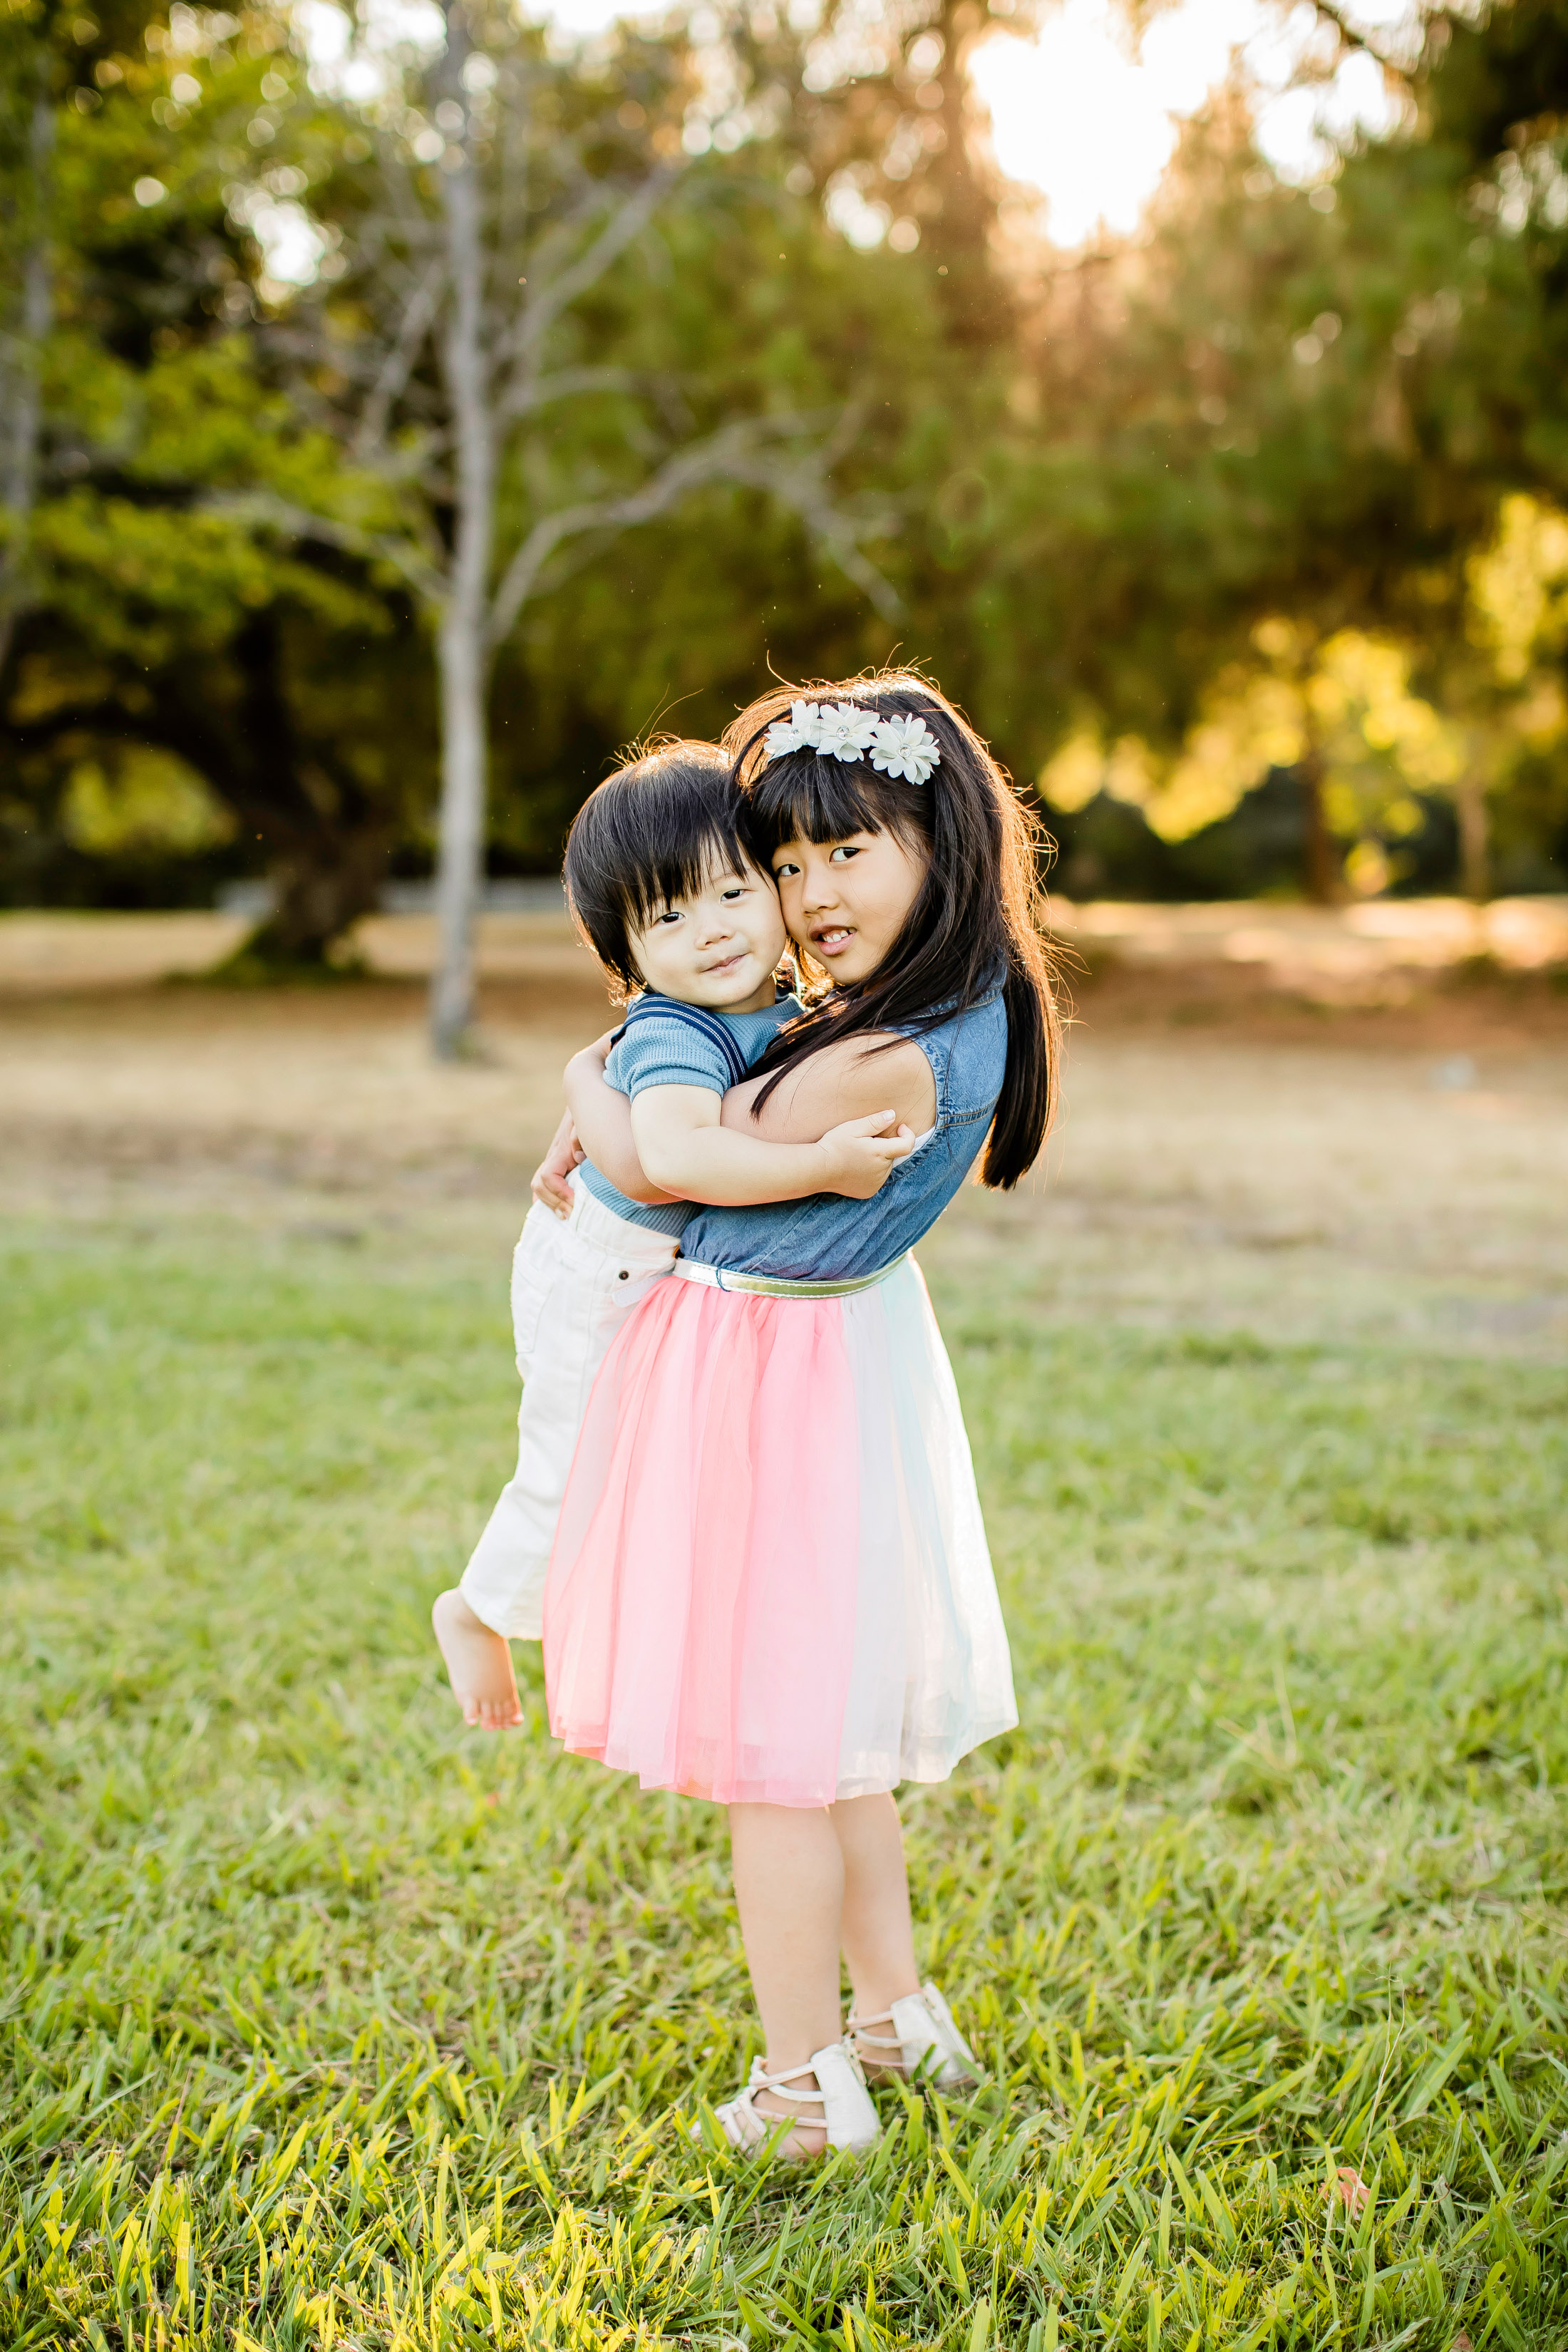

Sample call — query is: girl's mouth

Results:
[812,926,855,954]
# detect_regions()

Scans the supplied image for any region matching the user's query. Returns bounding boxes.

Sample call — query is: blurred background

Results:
[4,0,1568,960]
[4,0,1568,1269]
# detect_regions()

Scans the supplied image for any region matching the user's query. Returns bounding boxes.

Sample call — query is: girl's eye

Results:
[828,845,860,865]
[773,860,800,881]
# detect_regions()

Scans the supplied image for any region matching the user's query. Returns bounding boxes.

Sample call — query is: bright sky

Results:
[296,0,1417,258]
[970,0,1408,246]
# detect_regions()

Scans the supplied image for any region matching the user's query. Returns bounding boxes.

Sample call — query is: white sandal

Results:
[712,2039,881,2157]
[847,1982,979,2091]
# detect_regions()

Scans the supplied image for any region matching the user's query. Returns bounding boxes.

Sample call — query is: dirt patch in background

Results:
[4,907,1566,1360]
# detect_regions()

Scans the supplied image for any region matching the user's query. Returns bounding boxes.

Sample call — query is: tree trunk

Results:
[234,830,392,970]
[1299,746,1340,905]
[428,4,497,1061]
[431,604,490,1047]
[1455,775,1490,903]
[0,70,54,679]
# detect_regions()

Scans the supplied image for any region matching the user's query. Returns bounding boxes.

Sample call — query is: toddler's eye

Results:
[654,909,682,926]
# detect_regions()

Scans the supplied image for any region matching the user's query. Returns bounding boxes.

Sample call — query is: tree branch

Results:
[483,411,902,648]
[721,435,904,624]
[205,492,448,609]
[352,258,448,464]
[496,363,641,425]
[1305,0,1408,74]
[497,166,681,411]
[484,415,799,647]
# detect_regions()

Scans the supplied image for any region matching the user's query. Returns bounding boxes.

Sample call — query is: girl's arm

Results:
[721,1035,937,1142]
[530,1106,584,1214]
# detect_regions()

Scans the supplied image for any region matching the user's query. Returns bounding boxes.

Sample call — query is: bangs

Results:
[741,751,925,860]
[617,810,747,929]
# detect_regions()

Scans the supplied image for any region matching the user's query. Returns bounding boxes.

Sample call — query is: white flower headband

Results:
[761,699,942,785]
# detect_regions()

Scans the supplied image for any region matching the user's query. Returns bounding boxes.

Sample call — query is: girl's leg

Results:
[830,1793,922,2068]
[728,1802,845,2152]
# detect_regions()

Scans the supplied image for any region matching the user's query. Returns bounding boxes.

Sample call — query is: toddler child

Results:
[433,740,913,1730]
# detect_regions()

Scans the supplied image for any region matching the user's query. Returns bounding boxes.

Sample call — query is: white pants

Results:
[460,1174,681,1639]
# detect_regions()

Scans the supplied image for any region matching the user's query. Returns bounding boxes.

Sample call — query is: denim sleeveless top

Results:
[677,984,1008,1282]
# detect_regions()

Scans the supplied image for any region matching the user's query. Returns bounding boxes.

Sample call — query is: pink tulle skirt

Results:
[542,1256,1016,1807]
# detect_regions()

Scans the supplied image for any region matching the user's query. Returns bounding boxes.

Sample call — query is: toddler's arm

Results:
[564,1043,914,1206]
[632,1085,911,1205]
[563,1039,672,1203]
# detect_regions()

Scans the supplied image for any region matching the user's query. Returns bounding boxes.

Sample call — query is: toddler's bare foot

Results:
[433,1588,523,1729]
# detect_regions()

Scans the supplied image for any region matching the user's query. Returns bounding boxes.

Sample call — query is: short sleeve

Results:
[607,1016,733,1098]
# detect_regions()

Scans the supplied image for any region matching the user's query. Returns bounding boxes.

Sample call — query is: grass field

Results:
[3,971,1568,2350]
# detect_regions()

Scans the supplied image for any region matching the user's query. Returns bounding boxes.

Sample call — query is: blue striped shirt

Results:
[577,991,802,1237]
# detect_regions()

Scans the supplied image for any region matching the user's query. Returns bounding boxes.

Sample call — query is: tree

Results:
[0,0,435,953]
[247,0,900,1056]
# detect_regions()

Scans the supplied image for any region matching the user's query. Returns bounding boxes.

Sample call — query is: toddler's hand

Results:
[817,1110,916,1200]
[531,1110,584,1216]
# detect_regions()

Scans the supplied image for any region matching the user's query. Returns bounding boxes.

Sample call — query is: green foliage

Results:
[6,0,1568,914]
[0,0,432,940]
[2,1222,1565,2345]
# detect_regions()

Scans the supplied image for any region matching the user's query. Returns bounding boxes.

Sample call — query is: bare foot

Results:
[433,1588,523,1729]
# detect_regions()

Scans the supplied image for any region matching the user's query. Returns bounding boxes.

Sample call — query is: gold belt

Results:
[669,1252,909,1299]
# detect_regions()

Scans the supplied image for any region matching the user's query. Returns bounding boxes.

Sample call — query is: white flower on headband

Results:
[760,697,943,784]
[869,712,941,784]
[814,701,880,761]
[760,700,825,760]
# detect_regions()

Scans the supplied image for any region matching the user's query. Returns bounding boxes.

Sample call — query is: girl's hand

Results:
[531,1109,584,1217]
[815,1111,915,1200]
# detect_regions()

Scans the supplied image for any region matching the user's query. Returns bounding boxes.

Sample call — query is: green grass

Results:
[2,1221,1567,2351]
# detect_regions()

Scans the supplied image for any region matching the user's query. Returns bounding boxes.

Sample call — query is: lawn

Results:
[2,1216,1566,2350]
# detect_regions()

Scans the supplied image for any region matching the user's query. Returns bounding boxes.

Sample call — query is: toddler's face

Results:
[629,855,788,1011]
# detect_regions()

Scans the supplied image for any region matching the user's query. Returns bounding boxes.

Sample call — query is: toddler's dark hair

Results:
[725,669,1061,1190]
[564,739,748,997]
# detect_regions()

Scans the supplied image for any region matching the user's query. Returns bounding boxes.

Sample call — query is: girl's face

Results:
[770,824,929,984]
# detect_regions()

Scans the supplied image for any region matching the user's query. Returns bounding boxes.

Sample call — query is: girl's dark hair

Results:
[726,670,1061,1189]
[564,739,748,997]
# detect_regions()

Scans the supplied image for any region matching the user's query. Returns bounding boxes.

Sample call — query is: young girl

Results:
[543,672,1059,2158]
[435,741,912,1731]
